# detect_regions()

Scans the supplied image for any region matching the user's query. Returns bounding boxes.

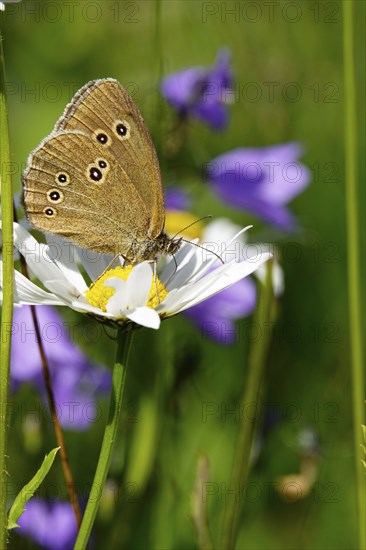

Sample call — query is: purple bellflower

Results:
[17,499,77,550]
[207,142,311,230]
[161,49,233,130]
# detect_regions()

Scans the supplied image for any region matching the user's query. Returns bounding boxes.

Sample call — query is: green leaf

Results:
[7,447,60,530]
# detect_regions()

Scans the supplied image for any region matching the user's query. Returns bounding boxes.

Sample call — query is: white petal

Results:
[0,260,65,306]
[125,307,160,329]
[105,263,153,315]
[13,271,65,305]
[159,253,272,316]
[13,224,64,281]
[157,272,218,313]
[124,262,152,308]
[187,225,254,285]
[164,247,201,291]
[11,224,86,302]
[46,235,88,295]
[105,278,128,315]
[160,240,198,286]
[43,279,88,303]
[70,300,116,317]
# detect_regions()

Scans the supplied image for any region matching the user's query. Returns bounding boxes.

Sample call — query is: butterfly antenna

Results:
[171,215,213,240]
[169,214,224,265]
[180,238,224,264]
[165,253,179,287]
[172,253,178,275]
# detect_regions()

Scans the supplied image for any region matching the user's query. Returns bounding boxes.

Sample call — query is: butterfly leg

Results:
[105,254,120,271]
[120,254,130,268]
[93,254,123,283]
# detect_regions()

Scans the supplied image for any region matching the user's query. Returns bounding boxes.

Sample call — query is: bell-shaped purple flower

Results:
[207,143,311,230]
[17,499,77,550]
[161,49,233,130]
[11,305,111,430]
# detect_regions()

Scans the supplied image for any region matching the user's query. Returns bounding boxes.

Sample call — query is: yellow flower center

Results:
[85,265,168,312]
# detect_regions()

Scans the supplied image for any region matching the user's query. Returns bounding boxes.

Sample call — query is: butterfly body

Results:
[22,79,181,264]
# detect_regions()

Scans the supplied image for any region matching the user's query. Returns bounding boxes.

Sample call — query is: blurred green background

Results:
[2,0,365,548]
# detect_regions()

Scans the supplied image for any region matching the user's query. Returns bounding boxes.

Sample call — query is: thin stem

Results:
[343,2,366,548]
[14,209,82,529]
[0,28,14,548]
[153,0,164,162]
[30,307,82,527]
[191,453,214,550]
[74,328,133,550]
[219,263,273,550]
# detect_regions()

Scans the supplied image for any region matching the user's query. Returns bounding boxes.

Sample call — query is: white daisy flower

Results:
[0,222,272,330]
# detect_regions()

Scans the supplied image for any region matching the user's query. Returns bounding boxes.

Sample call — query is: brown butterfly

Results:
[22,78,181,263]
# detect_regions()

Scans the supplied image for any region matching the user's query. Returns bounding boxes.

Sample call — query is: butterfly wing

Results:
[22,131,150,256]
[54,78,165,239]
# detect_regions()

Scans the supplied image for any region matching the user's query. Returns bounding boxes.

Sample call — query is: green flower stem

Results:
[153,0,164,162]
[0,28,14,548]
[191,453,214,550]
[343,2,366,548]
[219,263,274,550]
[74,328,133,550]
